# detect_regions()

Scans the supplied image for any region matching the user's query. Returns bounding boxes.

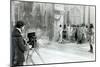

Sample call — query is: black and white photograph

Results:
[10,0,96,66]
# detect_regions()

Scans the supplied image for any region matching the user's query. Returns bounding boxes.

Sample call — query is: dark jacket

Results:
[11,28,27,65]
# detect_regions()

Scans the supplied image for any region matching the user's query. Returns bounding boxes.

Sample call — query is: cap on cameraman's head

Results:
[15,20,25,28]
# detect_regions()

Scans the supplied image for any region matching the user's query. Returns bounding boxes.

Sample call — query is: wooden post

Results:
[88,6,90,25]
[83,6,85,24]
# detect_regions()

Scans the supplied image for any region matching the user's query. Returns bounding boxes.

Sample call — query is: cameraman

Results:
[11,21,29,66]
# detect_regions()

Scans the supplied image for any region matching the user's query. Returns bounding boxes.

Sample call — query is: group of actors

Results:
[58,23,94,52]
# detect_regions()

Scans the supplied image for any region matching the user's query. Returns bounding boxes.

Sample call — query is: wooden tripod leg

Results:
[35,49,45,63]
[30,49,35,65]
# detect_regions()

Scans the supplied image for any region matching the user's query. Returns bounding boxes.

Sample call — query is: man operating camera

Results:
[11,21,29,66]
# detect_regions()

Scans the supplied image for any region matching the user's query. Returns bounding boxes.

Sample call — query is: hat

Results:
[15,21,25,28]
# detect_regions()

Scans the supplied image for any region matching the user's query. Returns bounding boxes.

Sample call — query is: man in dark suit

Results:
[11,21,28,66]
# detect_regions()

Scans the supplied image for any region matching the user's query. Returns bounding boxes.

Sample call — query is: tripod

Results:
[25,44,45,65]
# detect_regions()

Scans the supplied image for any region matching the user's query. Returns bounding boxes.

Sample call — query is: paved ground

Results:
[24,39,95,65]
